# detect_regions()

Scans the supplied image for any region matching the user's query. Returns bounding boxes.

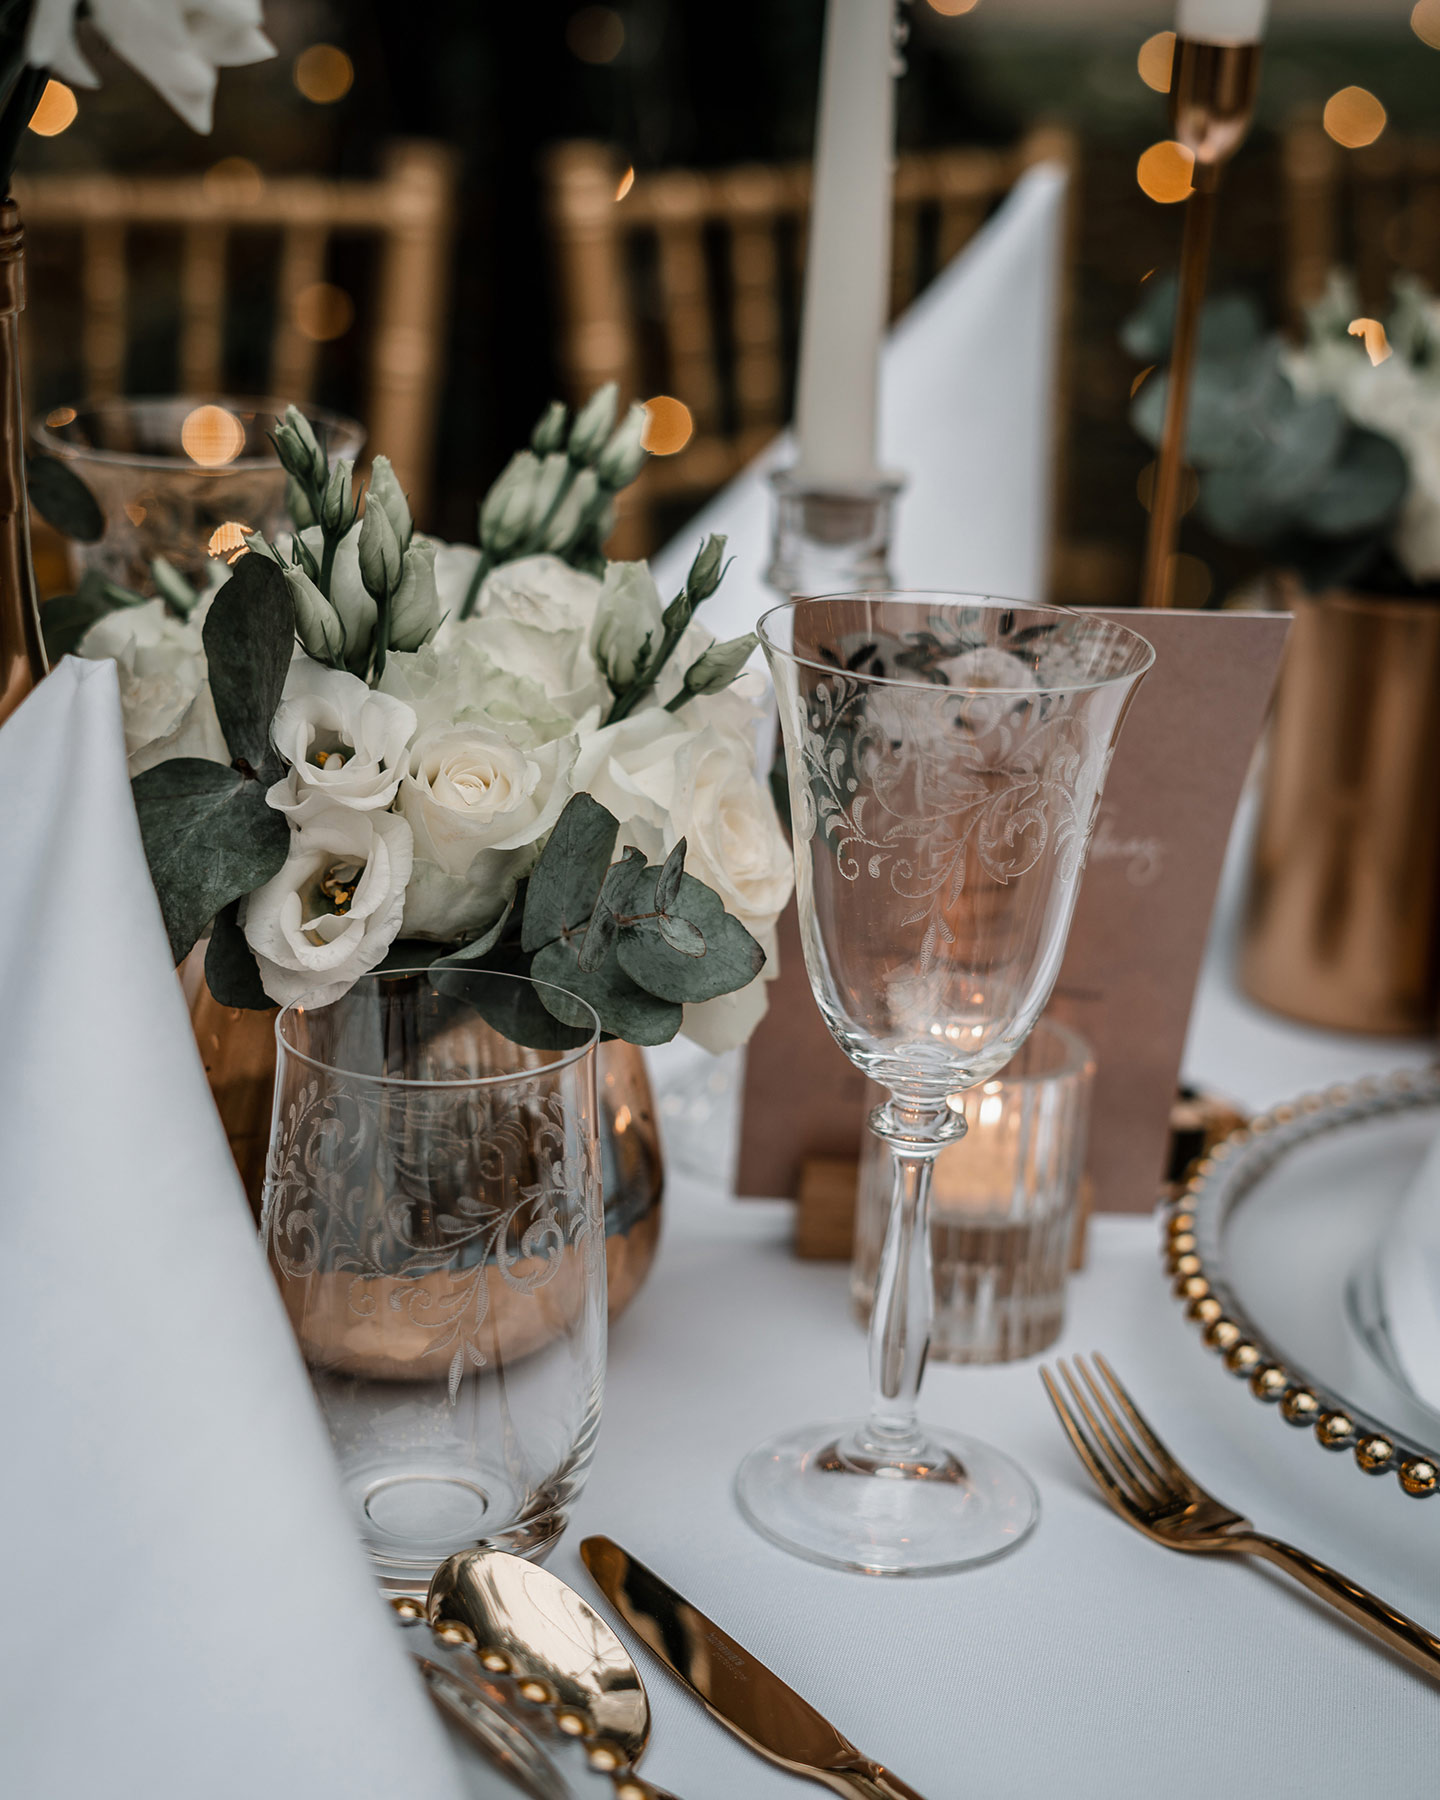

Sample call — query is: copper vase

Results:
[186,964,665,1324]
[1240,582,1440,1034]
[0,198,46,728]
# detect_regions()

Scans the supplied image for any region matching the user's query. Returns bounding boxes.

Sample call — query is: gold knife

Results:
[579,1536,929,1800]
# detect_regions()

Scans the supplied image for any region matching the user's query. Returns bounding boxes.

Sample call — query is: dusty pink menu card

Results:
[736,609,1290,1213]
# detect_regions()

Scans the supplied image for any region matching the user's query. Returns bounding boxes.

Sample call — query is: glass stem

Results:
[863,1100,959,1454]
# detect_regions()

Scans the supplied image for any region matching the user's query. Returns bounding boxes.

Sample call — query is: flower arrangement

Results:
[1124,270,1440,596]
[74,389,793,1053]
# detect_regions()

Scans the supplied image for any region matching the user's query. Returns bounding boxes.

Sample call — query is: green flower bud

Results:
[680,632,758,698]
[285,565,345,664]
[479,451,538,556]
[290,531,320,583]
[366,454,412,549]
[541,465,599,553]
[568,382,618,464]
[530,399,568,456]
[320,458,357,534]
[387,540,441,653]
[595,402,649,490]
[358,496,404,600]
[593,560,663,690]
[531,451,572,537]
[275,404,325,486]
[285,474,316,531]
[149,555,198,618]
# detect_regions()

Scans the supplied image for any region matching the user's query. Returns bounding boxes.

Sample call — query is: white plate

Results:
[1165,1069,1440,1504]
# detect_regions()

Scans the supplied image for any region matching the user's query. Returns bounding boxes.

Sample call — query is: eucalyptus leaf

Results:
[657,912,706,957]
[130,758,291,963]
[521,792,618,951]
[532,936,683,1045]
[428,892,517,970]
[577,897,618,973]
[610,861,765,1003]
[25,451,103,542]
[654,837,685,914]
[430,950,594,1052]
[1293,427,1408,538]
[205,899,272,1009]
[202,553,295,774]
[40,579,123,660]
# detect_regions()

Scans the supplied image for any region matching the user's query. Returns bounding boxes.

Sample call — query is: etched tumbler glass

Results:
[747,593,1153,1574]
[262,969,605,1585]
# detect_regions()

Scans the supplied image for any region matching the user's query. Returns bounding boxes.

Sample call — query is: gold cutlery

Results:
[581,1535,930,1799]
[1041,1352,1440,1680]
[426,1549,678,1799]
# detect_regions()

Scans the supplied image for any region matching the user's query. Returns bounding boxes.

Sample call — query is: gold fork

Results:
[1041,1352,1440,1681]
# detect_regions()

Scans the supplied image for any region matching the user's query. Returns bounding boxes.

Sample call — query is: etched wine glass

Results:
[744,593,1154,1574]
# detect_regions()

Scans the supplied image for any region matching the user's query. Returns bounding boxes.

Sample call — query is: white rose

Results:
[591,560,663,690]
[268,661,416,818]
[678,730,793,933]
[78,595,228,775]
[477,553,600,634]
[433,541,484,619]
[570,708,691,865]
[381,637,576,746]
[399,725,577,940]
[29,0,275,134]
[682,933,779,1054]
[242,805,413,1008]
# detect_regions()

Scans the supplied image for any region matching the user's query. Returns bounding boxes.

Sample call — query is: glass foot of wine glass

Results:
[735,1419,1039,1575]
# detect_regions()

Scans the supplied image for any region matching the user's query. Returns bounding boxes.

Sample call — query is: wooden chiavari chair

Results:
[543,126,1079,565]
[15,139,457,521]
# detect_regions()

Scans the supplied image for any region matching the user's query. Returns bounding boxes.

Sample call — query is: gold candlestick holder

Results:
[1141,36,1262,609]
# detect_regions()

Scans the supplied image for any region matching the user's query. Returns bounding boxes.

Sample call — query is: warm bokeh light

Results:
[1323,86,1387,150]
[614,165,635,202]
[641,395,694,455]
[1349,317,1393,365]
[1412,0,1440,49]
[203,156,264,204]
[294,43,354,105]
[181,405,246,468]
[45,406,76,428]
[567,6,625,64]
[1137,140,1195,204]
[1137,462,1199,517]
[294,282,355,343]
[1130,364,1156,398]
[207,521,252,564]
[927,0,980,15]
[123,501,147,527]
[1137,31,1175,94]
[28,79,76,136]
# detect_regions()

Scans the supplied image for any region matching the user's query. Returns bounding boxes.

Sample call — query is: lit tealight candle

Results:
[1175,0,1269,42]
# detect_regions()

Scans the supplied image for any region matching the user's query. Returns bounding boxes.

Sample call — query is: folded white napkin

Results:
[1377,1124,1440,1414]
[651,160,1068,634]
[0,658,466,1798]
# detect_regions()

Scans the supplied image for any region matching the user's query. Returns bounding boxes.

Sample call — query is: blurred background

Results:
[14,0,1437,603]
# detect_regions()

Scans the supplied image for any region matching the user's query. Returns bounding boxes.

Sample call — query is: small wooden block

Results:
[794,1156,860,1260]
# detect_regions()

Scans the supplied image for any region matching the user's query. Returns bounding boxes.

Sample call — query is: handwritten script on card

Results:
[736,609,1290,1213]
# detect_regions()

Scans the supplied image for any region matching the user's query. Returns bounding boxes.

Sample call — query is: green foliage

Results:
[1123,275,1410,591]
[129,555,296,970]
[40,569,146,659]
[435,791,766,1048]
[205,900,272,1008]
[25,452,103,542]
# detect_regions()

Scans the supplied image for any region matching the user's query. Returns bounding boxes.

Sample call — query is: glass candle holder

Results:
[851,1019,1095,1364]
[33,395,363,595]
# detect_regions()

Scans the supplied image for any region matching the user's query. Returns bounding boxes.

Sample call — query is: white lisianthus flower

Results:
[477,553,600,635]
[28,0,275,135]
[591,560,663,690]
[242,805,414,1008]
[267,661,416,819]
[78,595,228,775]
[399,725,577,941]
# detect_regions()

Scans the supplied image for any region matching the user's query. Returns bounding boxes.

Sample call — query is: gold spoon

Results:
[429,1548,680,1800]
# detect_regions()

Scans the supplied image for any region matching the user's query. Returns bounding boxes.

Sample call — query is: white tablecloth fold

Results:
[0,658,466,1800]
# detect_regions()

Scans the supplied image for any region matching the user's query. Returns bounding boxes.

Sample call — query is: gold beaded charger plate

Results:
[1164,1068,1440,1505]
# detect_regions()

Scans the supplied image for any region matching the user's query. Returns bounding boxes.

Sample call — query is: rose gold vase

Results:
[1240,582,1440,1034]
[185,963,665,1324]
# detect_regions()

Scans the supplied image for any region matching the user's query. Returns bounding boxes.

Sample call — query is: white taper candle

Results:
[1175,0,1270,42]
[792,0,897,490]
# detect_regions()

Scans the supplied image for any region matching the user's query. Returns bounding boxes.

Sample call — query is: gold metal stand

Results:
[1141,38,1262,608]
[0,198,45,725]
